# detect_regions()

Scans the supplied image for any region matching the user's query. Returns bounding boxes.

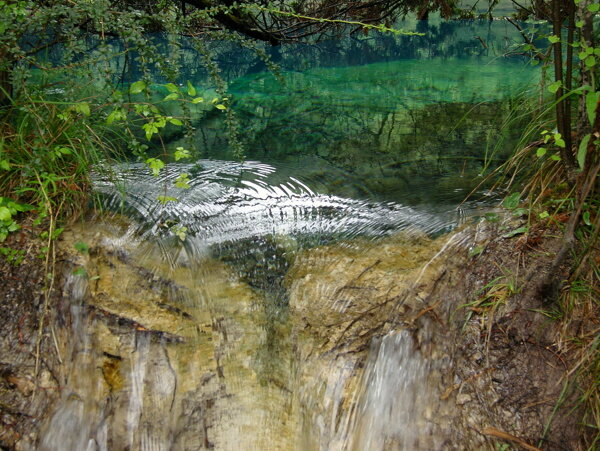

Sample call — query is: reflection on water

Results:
[184,57,536,204]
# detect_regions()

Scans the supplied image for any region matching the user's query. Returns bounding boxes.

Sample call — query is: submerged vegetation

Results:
[0,0,598,448]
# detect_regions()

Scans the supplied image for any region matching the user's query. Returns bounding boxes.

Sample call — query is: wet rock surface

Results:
[0,215,592,450]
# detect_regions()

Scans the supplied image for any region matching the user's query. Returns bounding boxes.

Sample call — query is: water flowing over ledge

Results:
[93,160,486,247]
[29,159,497,450]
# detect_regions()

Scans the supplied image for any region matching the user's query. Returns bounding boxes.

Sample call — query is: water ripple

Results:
[95,160,474,249]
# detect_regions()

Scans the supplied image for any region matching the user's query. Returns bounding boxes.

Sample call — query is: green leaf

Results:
[129,80,147,94]
[175,173,190,189]
[168,117,183,126]
[577,134,591,169]
[187,81,196,96]
[174,147,191,161]
[503,226,528,238]
[550,154,561,161]
[582,211,591,226]
[539,211,550,219]
[57,147,72,155]
[52,228,64,240]
[585,91,599,126]
[155,116,167,128]
[536,147,547,157]
[172,225,188,241]
[0,206,11,221]
[215,104,227,110]
[548,35,560,44]
[503,192,521,210]
[12,202,32,212]
[106,111,117,125]
[512,208,528,217]
[165,83,179,93]
[134,104,152,116]
[106,109,125,125]
[469,245,484,257]
[74,102,90,116]
[554,133,565,148]
[142,122,159,141]
[484,212,499,223]
[0,159,9,170]
[146,158,164,176]
[548,80,562,94]
[588,3,599,12]
[585,55,596,68]
[157,195,178,204]
[164,92,179,101]
[72,267,87,277]
[576,20,584,28]
[111,90,123,102]
[74,241,89,254]
[191,97,204,104]
[579,51,588,60]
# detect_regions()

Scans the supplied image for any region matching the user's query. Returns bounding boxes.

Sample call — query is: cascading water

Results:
[38,160,480,450]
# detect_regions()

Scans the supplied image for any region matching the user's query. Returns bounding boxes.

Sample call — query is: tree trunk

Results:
[0,49,13,110]
[552,0,577,177]
[577,0,595,139]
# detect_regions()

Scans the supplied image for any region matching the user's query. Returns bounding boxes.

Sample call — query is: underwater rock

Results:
[287,231,449,353]
[39,217,299,450]
[285,231,460,449]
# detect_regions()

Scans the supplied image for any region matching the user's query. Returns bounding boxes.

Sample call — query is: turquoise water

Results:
[31,16,541,207]
[231,58,536,110]
[186,55,537,205]
[153,18,542,206]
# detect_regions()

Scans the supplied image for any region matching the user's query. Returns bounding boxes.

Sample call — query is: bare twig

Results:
[482,426,542,451]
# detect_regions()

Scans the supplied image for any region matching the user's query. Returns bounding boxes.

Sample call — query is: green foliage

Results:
[157,195,178,204]
[0,197,32,242]
[74,241,89,254]
[174,173,190,189]
[174,147,191,161]
[460,270,519,328]
[146,158,165,176]
[0,246,25,265]
[502,192,521,210]
[172,225,188,241]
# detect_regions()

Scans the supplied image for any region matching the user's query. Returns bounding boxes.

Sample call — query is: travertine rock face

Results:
[287,232,448,351]
[39,219,461,450]
[285,232,459,450]
[6,215,581,450]
[41,220,299,451]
